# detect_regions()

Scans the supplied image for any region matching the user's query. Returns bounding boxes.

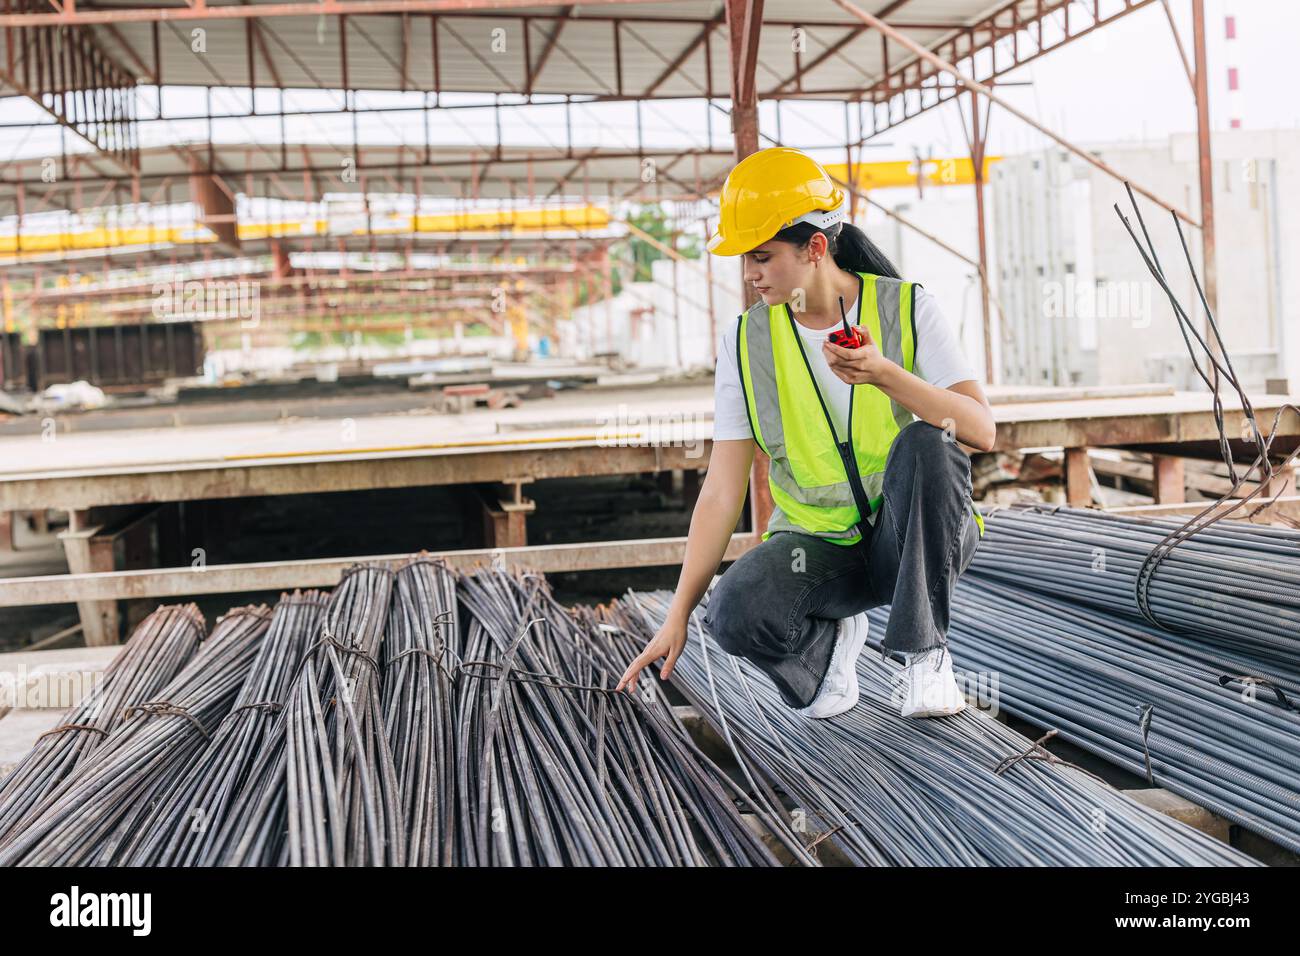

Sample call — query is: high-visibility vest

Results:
[736,271,985,547]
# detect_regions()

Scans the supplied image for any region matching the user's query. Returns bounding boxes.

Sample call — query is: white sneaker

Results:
[898,644,967,718]
[796,612,870,719]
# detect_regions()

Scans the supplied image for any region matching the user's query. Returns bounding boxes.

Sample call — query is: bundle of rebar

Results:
[282,563,403,866]
[0,605,269,866]
[0,603,205,849]
[969,503,1300,672]
[118,591,328,866]
[452,567,780,865]
[7,548,1267,866]
[199,589,342,867]
[616,588,1256,866]
[383,557,459,866]
[943,505,1300,853]
[0,568,775,866]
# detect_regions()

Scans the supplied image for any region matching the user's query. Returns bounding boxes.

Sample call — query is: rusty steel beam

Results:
[1158,0,1195,90]
[0,0,666,27]
[1190,0,1218,328]
[0,533,758,607]
[768,0,912,95]
[0,11,140,171]
[723,0,770,543]
[833,0,1198,227]
[845,0,1159,142]
[967,90,994,384]
[0,439,715,512]
[643,13,721,98]
[187,153,240,252]
[100,22,156,84]
[523,3,571,96]
[728,0,762,112]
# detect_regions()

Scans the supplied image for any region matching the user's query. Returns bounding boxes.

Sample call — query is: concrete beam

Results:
[1123,787,1231,843]
[0,533,760,607]
[0,440,713,512]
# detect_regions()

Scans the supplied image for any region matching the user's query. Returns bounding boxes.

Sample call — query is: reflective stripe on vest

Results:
[738,272,916,547]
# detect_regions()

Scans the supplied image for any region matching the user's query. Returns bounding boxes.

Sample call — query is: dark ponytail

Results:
[771,220,901,279]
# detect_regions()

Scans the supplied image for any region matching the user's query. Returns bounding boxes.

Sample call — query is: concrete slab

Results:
[0,708,65,779]
[0,645,121,709]
[1122,787,1232,843]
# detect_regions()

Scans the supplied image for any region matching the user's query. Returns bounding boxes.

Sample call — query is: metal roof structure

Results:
[2,0,1160,174]
[0,0,1217,410]
[0,144,739,214]
[61,0,1132,109]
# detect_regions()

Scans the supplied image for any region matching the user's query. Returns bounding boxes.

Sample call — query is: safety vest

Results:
[736,271,985,547]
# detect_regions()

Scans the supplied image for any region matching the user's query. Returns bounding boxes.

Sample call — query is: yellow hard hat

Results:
[707,147,847,256]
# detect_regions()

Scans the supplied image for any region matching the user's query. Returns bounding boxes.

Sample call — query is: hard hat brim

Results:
[706,231,758,257]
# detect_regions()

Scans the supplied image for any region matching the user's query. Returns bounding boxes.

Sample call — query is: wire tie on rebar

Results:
[122,700,211,740]
[458,658,622,695]
[993,729,1059,775]
[1137,703,1155,785]
[294,632,381,684]
[385,647,459,683]
[991,729,1112,787]
[34,722,109,743]
[1217,674,1298,713]
[804,824,845,857]
[229,700,284,717]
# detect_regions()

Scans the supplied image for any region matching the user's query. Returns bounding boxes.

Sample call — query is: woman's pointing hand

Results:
[615,615,688,696]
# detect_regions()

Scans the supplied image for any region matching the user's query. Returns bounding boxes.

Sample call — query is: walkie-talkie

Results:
[828,295,863,348]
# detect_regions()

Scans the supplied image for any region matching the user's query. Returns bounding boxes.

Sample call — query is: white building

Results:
[562,255,739,372]
[992,129,1298,391]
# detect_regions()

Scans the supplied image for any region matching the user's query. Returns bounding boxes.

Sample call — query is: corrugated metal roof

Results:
[62,0,1011,97]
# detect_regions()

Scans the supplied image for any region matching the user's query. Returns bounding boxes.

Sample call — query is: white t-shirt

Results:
[713,284,976,442]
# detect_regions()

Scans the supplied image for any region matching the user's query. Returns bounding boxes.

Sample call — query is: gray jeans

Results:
[702,420,981,709]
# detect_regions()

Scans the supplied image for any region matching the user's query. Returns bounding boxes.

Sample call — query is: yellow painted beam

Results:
[824,156,1001,190]
[0,204,612,258]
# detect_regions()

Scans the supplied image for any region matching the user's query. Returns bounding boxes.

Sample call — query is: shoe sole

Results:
[843,615,871,674]
[799,617,870,719]
[800,682,859,719]
[902,702,967,718]
[902,692,967,718]
[834,616,870,714]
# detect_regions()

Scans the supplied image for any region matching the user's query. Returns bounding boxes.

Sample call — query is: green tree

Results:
[623,205,702,287]
[568,204,701,308]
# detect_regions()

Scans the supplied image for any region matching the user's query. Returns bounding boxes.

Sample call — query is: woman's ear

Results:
[806,232,828,263]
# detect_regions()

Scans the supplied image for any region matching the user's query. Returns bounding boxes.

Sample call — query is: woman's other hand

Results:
[823,322,890,385]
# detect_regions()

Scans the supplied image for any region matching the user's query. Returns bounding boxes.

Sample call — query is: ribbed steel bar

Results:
[945,506,1300,853]
[971,504,1300,672]
[453,566,781,866]
[118,591,328,866]
[618,588,1256,866]
[0,605,269,866]
[282,563,403,867]
[0,603,205,849]
[383,555,459,866]
[0,565,924,866]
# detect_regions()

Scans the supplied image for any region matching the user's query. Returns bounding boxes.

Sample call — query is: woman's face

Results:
[742,234,822,305]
